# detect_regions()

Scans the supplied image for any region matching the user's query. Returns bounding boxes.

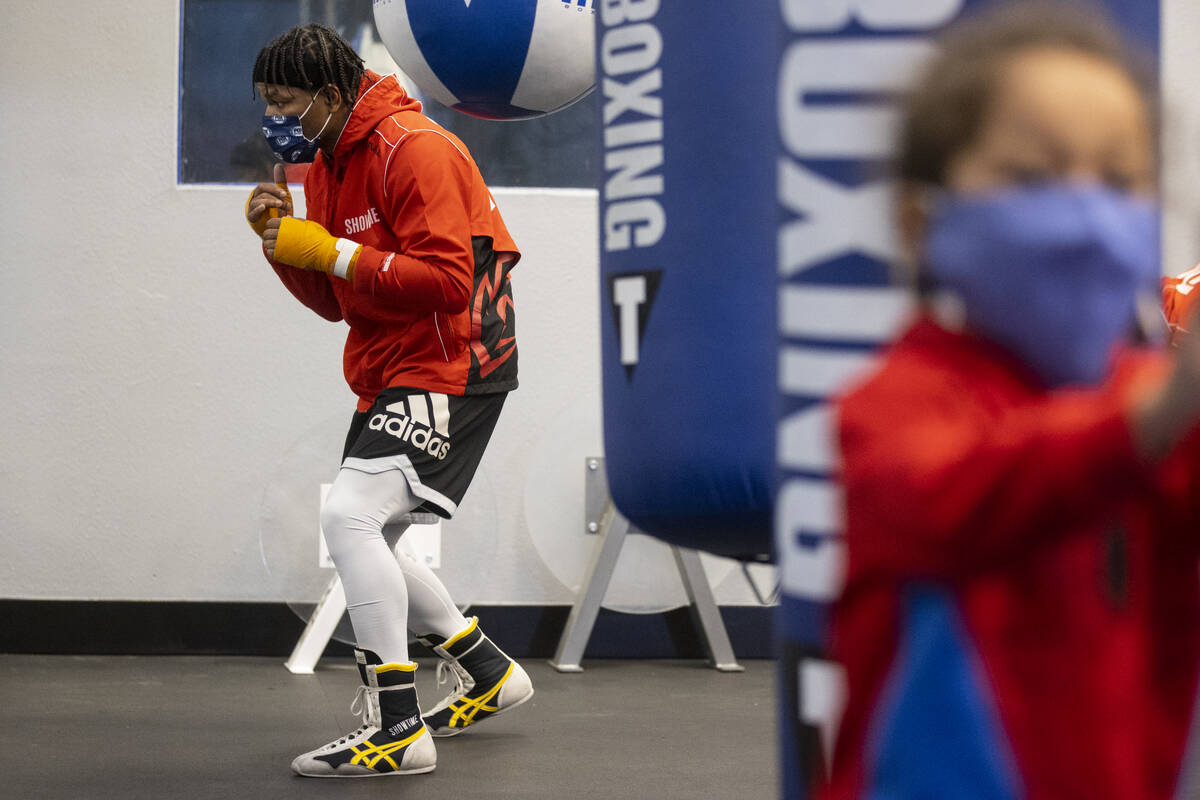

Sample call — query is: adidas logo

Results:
[368,394,452,460]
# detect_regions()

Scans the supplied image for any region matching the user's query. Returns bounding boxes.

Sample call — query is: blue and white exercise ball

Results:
[373,0,596,120]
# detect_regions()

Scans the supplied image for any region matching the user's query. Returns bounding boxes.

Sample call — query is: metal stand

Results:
[285,574,348,674]
[285,512,440,675]
[549,457,744,673]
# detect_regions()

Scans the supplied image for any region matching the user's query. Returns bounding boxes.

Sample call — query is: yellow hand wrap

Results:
[245,182,292,237]
[273,217,363,281]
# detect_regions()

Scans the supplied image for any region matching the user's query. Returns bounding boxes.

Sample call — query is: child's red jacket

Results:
[826,317,1200,800]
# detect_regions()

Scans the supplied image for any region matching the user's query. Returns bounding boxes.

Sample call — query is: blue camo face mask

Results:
[924,183,1160,388]
[261,93,330,163]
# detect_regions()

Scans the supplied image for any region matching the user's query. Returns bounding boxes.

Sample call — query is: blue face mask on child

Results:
[924,183,1160,388]
[261,93,331,163]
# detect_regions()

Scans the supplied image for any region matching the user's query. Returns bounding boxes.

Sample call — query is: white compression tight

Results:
[319,466,470,665]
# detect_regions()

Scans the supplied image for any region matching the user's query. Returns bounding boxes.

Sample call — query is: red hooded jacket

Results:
[266,71,520,411]
[1164,265,1200,346]
[826,317,1200,800]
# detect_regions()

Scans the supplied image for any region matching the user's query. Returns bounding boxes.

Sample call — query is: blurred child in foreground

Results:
[827,5,1200,799]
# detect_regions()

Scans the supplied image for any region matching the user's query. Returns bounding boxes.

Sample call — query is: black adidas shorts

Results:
[341,386,507,518]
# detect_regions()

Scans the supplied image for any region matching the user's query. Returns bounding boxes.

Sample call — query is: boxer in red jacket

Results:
[826,6,1200,799]
[245,24,532,777]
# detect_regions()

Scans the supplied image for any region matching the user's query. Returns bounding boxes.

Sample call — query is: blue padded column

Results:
[597,2,778,560]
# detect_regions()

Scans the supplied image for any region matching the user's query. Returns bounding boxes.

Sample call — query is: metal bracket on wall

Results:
[549,456,744,674]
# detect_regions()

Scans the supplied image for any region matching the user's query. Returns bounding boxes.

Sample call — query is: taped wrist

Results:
[274,217,362,280]
[330,238,363,281]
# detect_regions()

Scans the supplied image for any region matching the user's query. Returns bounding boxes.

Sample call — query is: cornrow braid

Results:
[252,23,365,105]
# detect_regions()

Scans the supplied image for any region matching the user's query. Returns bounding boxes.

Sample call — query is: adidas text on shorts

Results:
[341,387,506,518]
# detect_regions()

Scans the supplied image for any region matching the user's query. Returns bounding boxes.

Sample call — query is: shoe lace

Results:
[436,659,465,693]
[343,684,375,739]
[350,685,369,720]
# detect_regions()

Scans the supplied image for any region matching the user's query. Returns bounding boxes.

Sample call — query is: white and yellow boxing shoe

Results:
[291,649,436,777]
[419,618,534,737]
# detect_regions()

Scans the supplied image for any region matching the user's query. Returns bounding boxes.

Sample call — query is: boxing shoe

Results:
[419,617,534,737]
[292,649,436,777]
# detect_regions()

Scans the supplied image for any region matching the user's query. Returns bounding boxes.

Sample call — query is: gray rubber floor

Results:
[0,654,778,800]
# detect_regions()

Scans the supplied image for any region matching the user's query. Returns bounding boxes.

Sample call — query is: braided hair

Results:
[252,23,365,105]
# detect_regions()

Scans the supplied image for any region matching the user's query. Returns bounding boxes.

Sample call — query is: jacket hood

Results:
[332,70,422,160]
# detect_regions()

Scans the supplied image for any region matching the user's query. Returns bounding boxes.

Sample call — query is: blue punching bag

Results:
[597,3,777,560]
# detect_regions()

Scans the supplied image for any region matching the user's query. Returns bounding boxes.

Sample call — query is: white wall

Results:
[0,2,770,609]
[1162,0,1200,274]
